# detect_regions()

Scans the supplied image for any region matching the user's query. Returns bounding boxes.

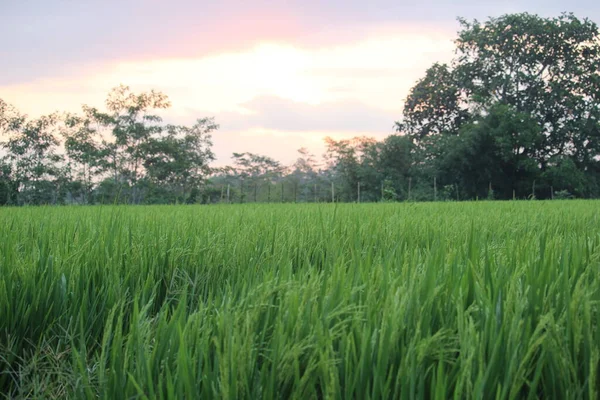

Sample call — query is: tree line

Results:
[1,12,599,205]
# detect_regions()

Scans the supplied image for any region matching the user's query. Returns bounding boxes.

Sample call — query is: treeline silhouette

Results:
[1,12,600,205]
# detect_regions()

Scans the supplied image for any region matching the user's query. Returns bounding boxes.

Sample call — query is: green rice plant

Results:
[0,201,599,399]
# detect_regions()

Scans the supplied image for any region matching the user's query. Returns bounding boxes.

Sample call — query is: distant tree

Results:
[83,85,171,203]
[63,85,218,204]
[141,118,218,203]
[289,148,325,202]
[61,107,110,203]
[0,100,23,205]
[230,152,283,202]
[376,135,415,200]
[324,136,379,201]
[0,101,63,205]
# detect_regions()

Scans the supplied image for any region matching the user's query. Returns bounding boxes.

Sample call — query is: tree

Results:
[230,152,283,202]
[323,136,380,201]
[290,148,325,202]
[439,104,541,199]
[542,156,587,198]
[62,107,110,203]
[64,85,218,204]
[3,87,221,206]
[375,135,415,200]
[397,63,468,141]
[0,102,63,205]
[397,13,600,199]
[0,100,23,205]
[141,118,218,203]
[454,13,600,170]
[87,85,171,203]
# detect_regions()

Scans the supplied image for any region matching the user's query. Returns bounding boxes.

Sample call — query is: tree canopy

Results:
[1,13,599,205]
[1,86,218,205]
[397,12,600,199]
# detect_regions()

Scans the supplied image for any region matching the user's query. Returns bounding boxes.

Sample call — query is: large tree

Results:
[398,13,600,199]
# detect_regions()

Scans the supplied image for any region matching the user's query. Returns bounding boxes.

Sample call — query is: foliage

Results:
[1,86,217,205]
[2,13,600,204]
[554,189,574,200]
[397,12,600,200]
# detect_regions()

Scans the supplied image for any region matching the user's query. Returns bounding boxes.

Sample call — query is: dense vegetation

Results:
[1,12,600,205]
[0,201,598,398]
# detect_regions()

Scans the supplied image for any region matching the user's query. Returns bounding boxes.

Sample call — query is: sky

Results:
[2,0,599,166]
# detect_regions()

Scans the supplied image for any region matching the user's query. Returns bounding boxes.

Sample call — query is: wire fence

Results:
[198,177,560,204]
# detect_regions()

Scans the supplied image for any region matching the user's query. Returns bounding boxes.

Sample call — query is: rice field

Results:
[0,201,599,399]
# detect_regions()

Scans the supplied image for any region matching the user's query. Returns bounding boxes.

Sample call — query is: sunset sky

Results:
[2,0,599,165]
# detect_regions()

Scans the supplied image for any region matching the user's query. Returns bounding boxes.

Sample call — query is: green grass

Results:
[0,201,599,399]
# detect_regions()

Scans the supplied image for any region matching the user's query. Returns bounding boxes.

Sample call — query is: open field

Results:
[0,201,599,399]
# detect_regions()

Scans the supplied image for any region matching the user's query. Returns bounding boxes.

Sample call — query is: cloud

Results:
[209,96,398,133]
[0,26,448,164]
[10,0,573,86]
[210,128,382,166]
[7,0,599,165]
[1,28,455,117]
[176,96,398,166]
[10,0,586,85]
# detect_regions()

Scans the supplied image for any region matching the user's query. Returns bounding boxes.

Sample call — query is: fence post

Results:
[227,184,230,203]
[331,181,335,203]
[357,182,361,203]
[281,182,284,203]
[434,177,437,202]
[294,182,297,203]
[551,186,554,200]
[408,177,412,201]
[314,183,317,203]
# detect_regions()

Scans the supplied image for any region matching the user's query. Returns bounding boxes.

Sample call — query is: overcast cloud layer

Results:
[2,0,599,164]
